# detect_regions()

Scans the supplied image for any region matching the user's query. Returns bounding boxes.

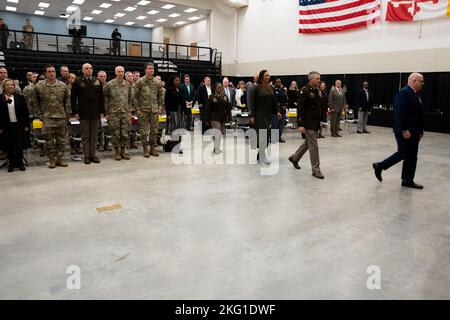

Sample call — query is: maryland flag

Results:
[386,0,450,21]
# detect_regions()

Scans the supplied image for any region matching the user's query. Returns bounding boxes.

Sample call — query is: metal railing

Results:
[6,29,215,62]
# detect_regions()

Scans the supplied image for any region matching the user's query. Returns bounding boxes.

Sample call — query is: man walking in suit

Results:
[328,80,346,137]
[357,81,373,134]
[373,73,425,189]
[71,63,105,164]
[180,74,196,131]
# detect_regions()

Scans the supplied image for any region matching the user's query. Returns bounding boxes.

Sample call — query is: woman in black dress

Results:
[249,70,281,165]
[0,79,30,172]
[164,75,186,152]
[204,83,231,155]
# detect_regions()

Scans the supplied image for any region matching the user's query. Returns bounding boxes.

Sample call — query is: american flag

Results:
[299,0,381,34]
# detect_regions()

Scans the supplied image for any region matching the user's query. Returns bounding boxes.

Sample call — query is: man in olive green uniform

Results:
[22,19,34,50]
[133,63,164,157]
[34,65,70,169]
[288,71,324,179]
[104,66,134,161]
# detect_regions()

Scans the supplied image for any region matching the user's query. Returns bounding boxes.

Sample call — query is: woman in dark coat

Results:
[204,83,231,154]
[249,70,281,165]
[0,79,30,172]
[318,81,329,138]
[165,75,186,136]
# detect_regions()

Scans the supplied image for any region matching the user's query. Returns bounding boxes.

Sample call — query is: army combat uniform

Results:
[34,79,70,168]
[133,76,164,157]
[104,78,134,160]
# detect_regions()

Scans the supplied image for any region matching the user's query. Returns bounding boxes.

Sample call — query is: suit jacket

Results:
[223,87,236,108]
[71,76,105,120]
[0,93,30,149]
[0,93,29,129]
[205,93,231,123]
[358,88,373,111]
[197,85,212,108]
[328,87,347,113]
[297,84,322,131]
[180,83,196,104]
[164,87,186,113]
[394,85,424,135]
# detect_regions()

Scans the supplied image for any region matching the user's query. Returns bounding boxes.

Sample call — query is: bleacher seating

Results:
[4,49,222,84]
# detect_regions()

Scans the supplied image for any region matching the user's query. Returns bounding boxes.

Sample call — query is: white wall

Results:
[164,0,235,63]
[0,11,152,42]
[152,26,164,44]
[175,19,210,47]
[223,0,450,76]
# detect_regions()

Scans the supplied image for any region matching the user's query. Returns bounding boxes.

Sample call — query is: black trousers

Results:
[380,132,420,183]
[5,123,25,167]
[80,119,99,159]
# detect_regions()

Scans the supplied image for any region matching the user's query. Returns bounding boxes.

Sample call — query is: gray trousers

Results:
[211,121,224,152]
[358,110,369,132]
[291,129,320,174]
[329,111,341,136]
[80,119,99,159]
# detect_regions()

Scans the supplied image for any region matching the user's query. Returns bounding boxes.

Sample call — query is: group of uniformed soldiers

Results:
[0,62,165,168]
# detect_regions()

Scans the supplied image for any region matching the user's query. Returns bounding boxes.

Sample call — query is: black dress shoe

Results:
[19,163,26,171]
[357,130,363,134]
[288,156,301,170]
[372,162,383,182]
[318,134,325,138]
[279,139,286,143]
[91,157,100,163]
[363,130,370,134]
[312,172,324,179]
[8,165,14,173]
[401,181,424,189]
[84,158,91,165]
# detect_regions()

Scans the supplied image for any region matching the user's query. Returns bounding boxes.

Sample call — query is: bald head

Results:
[408,73,424,92]
[82,63,93,77]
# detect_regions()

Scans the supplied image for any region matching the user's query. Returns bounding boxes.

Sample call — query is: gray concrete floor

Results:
[1,126,449,299]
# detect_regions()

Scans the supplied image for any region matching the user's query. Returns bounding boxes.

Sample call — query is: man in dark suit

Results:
[373,73,425,189]
[222,77,235,109]
[357,81,373,133]
[197,76,212,134]
[180,74,196,131]
[71,63,105,164]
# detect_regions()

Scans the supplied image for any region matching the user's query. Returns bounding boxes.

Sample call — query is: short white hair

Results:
[308,71,320,81]
[408,72,423,85]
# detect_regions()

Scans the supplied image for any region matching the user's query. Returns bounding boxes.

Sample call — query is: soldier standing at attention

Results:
[22,19,34,50]
[133,63,164,158]
[71,63,105,165]
[104,66,134,161]
[288,71,325,180]
[34,65,70,169]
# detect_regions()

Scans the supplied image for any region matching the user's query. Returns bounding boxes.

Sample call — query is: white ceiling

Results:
[3,0,210,29]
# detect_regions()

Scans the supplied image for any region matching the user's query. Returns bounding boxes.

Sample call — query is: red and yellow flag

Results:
[386,0,450,21]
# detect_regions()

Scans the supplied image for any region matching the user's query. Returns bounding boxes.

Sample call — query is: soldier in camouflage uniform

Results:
[22,72,46,157]
[133,62,164,157]
[104,66,134,161]
[34,65,70,169]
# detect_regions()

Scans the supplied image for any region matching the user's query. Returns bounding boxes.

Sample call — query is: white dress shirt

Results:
[206,86,212,97]
[6,95,18,123]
